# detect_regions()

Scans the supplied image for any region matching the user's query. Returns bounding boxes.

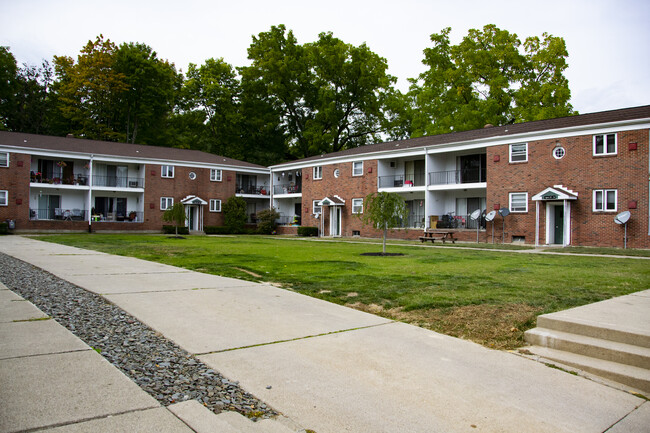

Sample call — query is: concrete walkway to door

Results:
[0,235,648,433]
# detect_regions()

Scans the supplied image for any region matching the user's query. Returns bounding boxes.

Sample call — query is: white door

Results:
[330,207,342,237]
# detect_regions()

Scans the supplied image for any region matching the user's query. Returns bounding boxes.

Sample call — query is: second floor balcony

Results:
[428,168,486,186]
[379,174,426,189]
[236,184,270,196]
[274,183,302,195]
[93,175,144,188]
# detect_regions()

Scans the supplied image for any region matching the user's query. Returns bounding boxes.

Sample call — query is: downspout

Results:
[87,155,93,232]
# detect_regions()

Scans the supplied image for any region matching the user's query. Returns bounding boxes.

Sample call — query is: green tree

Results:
[242,25,401,159]
[409,25,575,136]
[222,196,248,233]
[0,46,19,130]
[113,42,181,145]
[52,35,128,141]
[358,192,409,254]
[162,202,186,236]
[256,207,280,234]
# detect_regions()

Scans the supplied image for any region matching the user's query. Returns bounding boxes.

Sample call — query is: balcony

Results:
[30,172,89,186]
[430,213,486,230]
[394,212,426,229]
[428,168,486,186]
[273,183,302,195]
[30,208,88,221]
[93,176,144,188]
[91,211,143,222]
[236,184,270,196]
[378,174,426,189]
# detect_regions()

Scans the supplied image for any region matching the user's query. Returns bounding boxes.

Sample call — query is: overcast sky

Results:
[2,0,648,115]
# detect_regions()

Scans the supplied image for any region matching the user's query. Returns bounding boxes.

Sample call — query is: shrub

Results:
[256,208,280,234]
[298,226,318,237]
[204,226,232,235]
[162,225,189,235]
[223,196,248,233]
[0,222,7,235]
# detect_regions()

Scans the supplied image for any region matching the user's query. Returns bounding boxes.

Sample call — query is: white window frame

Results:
[161,165,174,178]
[0,152,8,168]
[593,133,617,156]
[160,197,173,210]
[352,198,363,214]
[509,192,528,213]
[509,143,528,163]
[0,190,7,206]
[313,166,322,180]
[210,169,222,182]
[209,199,221,212]
[593,189,617,212]
[352,161,363,176]
[313,200,322,215]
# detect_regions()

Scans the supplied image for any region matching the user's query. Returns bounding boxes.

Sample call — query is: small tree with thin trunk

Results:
[162,202,186,236]
[358,192,409,253]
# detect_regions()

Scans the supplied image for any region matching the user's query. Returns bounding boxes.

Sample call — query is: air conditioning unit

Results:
[389,161,396,168]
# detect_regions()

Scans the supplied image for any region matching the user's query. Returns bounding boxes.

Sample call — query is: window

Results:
[0,152,8,168]
[553,147,565,159]
[333,169,340,178]
[313,200,322,215]
[509,192,528,213]
[352,161,363,176]
[313,166,322,180]
[594,133,617,156]
[509,143,528,163]
[352,198,363,214]
[210,169,222,181]
[188,171,196,180]
[209,199,221,212]
[160,197,173,210]
[593,189,617,212]
[0,190,7,206]
[161,165,174,178]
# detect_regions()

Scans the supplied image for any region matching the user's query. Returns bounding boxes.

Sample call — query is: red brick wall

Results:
[143,164,237,229]
[0,152,31,229]
[486,129,649,248]
[301,160,379,237]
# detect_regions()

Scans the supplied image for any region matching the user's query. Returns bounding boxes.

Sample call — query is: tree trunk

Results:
[383,222,387,253]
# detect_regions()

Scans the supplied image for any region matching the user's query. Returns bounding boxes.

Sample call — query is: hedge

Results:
[0,222,7,235]
[298,226,318,237]
[162,225,189,235]
[204,226,232,235]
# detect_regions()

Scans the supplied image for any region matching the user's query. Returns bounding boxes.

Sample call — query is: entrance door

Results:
[330,207,342,237]
[554,205,564,245]
[187,206,196,230]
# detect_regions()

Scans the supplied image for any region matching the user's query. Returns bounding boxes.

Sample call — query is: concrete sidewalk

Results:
[1,235,648,432]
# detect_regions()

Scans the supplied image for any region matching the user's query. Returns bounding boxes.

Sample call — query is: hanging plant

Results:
[56,161,67,168]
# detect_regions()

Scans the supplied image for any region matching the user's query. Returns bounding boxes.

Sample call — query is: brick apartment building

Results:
[1,105,649,248]
[0,132,270,233]
[270,105,650,249]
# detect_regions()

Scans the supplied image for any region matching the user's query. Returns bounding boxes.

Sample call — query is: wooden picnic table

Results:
[419,229,456,244]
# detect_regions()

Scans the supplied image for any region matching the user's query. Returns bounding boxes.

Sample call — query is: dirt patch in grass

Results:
[232,267,262,278]
[347,302,541,350]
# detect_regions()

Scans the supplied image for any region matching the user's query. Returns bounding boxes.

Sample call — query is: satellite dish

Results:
[499,207,510,217]
[614,211,631,225]
[485,210,496,222]
[470,209,481,220]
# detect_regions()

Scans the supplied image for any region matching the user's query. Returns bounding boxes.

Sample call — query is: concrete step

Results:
[525,328,650,369]
[525,345,650,394]
[537,313,650,348]
[168,400,301,433]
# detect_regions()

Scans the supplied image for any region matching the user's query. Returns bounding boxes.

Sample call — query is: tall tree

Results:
[358,192,409,254]
[409,25,575,137]
[0,46,18,130]
[113,42,181,144]
[52,35,128,141]
[242,25,401,159]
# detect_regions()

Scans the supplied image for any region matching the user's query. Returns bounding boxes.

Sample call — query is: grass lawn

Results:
[35,234,650,349]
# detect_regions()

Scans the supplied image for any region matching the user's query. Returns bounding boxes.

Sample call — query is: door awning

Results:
[318,195,345,206]
[180,195,208,205]
[532,185,578,201]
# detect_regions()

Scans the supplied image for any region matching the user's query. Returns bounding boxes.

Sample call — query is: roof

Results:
[272,105,650,167]
[0,131,267,170]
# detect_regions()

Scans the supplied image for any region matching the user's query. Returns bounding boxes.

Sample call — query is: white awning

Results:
[180,195,208,205]
[532,185,578,201]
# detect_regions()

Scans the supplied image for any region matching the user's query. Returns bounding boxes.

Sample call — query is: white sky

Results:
[1,0,648,114]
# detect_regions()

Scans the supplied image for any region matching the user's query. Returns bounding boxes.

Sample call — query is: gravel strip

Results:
[0,252,277,420]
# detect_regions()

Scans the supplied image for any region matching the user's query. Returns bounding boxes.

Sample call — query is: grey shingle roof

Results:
[273,105,650,166]
[0,132,267,170]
